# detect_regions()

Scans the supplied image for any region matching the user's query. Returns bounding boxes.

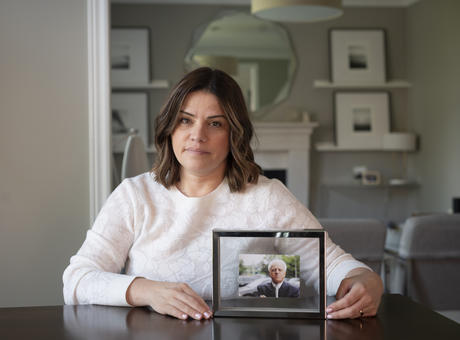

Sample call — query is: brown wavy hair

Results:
[152,67,261,192]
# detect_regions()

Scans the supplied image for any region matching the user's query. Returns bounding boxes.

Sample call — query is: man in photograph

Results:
[257,259,300,298]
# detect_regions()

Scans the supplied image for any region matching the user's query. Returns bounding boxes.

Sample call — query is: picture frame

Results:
[110,27,151,84]
[334,92,390,149]
[212,229,326,319]
[362,170,381,186]
[111,92,149,153]
[330,29,386,84]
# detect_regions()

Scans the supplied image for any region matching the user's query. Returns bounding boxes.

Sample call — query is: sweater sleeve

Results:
[62,179,139,306]
[267,179,371,296]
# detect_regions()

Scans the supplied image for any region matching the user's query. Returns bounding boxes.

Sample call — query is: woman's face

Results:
[171,90,230,180]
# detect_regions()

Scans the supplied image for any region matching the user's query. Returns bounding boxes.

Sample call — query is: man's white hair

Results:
[268,258,286,272]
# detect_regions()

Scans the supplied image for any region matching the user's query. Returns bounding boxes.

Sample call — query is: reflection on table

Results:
[63,305,382,340]
[0,295,459,339]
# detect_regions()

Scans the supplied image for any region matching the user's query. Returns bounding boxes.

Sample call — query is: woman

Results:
[63,67,383,321]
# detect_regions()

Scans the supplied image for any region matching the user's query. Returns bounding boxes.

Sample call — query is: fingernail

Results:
[181,314,188,319]
[204,312,210,318]
[327,314,334,319]
[194,313,202,319]
[326,308,333,313]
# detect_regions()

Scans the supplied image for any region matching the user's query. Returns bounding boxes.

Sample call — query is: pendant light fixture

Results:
[252,0,343,23]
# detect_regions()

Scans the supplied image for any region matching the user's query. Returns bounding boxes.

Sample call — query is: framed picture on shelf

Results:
[330,29,386,84]
[111,92,149,153]
[110,27,151,84]
[362,170,381,186]
[334,92,390,149]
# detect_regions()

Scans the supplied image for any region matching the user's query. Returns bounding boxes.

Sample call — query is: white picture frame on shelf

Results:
[111,92,149,153]
[111,28,150,84]
[334,92,390,149]
[330,29,386,85]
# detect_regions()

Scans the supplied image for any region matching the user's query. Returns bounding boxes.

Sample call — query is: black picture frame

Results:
[212,229,326,319]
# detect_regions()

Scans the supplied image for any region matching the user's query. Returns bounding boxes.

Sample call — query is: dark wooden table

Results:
[0,294,459,339]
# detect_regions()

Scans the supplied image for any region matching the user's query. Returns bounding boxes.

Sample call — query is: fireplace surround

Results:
[252,114,318,207]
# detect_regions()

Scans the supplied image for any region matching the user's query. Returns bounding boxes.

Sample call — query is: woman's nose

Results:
[190,122,207,142]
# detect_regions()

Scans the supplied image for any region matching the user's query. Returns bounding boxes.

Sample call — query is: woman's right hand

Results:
[126,278,212,320]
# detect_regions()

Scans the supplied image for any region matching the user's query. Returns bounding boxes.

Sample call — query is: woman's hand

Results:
[126,278,212,320]
[326,268,383,319]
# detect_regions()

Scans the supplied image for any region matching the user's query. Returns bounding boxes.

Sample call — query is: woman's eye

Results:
[179,117,190,124]
[210,121,222,127]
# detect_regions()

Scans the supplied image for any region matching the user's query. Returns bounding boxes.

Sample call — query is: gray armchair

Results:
[389,214,460,314]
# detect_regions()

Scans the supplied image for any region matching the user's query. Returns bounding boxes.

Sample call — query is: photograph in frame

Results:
[212,230,326,319]
[110,28,151,84]
[334,92,390,150]
[111,92,149,153]
[238,254,300,298]
[330,29,386,84]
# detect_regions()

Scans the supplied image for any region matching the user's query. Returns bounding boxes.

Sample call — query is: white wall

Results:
[0,0,90,307]
[406,0,460,213]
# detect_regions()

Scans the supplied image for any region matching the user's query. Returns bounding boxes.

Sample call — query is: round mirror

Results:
[185,12,296,114]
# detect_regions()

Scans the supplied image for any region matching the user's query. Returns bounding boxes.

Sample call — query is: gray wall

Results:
[0,0,89,307]
[112,4,412,223]
[405,0,460,213]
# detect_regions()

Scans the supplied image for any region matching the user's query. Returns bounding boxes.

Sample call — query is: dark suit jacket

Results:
[257,280,300,298]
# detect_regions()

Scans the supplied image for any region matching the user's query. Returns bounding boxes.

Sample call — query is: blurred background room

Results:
[1,0,459,321]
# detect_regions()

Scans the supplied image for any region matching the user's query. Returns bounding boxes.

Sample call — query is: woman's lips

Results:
[185,147,210,155]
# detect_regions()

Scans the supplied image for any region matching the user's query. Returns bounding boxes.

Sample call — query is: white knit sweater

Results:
[63,173,368,306]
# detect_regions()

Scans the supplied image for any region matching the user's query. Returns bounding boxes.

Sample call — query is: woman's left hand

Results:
[326,267,383,319]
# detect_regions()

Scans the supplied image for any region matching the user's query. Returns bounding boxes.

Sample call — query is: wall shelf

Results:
[321,181,419,189]
[315,142,415,152]
[319,179,420,221]
[111,79,170,90]
[313,79,412,89]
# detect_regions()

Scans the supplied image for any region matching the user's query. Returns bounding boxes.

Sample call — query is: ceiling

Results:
[110,0,420,7]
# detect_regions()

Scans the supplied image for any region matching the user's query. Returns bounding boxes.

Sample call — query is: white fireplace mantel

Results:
[252,115,318,207]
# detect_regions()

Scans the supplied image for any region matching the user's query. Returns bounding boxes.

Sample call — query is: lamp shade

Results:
[252,0,343,23]
[382,133,416,151]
